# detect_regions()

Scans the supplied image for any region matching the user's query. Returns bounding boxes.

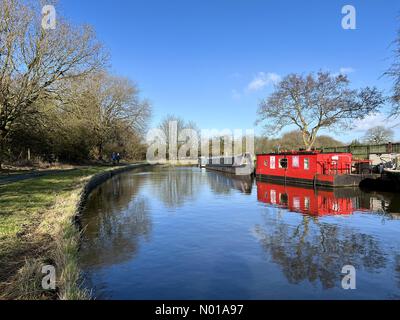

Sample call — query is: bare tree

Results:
[0,0,106,167]
[363,126,394,144]
[256,72,384,150]
[157,115,200,159]
[73,72,151,160]
[386,25,400,116]
[158,114,186,145]
[158,115,200,144]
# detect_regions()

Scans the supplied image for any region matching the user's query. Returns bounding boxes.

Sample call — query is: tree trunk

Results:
[303,132,313,151]
[98,143,103,161]
[303,131,318,151]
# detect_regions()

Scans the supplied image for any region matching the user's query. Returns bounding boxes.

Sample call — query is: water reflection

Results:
[207,170,253,195]
[255,181,400,293]
[257,181,400,217]
[80,173,151,269]
[80,168,400,299]
[149,167,204,208]
[147,167,253,209]
[253,214,387,289]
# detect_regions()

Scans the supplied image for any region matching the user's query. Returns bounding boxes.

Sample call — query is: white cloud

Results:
[333,67,355,77]
[352,113,400,133]
[246,72,281,92]
[332,113,400,143]
[339,67,355,75]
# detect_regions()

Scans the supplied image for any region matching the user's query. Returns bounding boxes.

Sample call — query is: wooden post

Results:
[387,142,393,154]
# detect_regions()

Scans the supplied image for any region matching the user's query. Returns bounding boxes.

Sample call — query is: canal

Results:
[80,166,400,299]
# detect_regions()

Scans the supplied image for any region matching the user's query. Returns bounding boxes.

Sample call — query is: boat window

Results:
[304,158,310,170]
[270,190,276,204]
[293,197,301,210]
[279,158,288,169]
[264,160,268,167]
[270,156,276,169]
[292,156,299,168]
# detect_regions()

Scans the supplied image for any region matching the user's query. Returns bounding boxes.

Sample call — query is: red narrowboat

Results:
[257,181,354,216]
[256,151,368,188]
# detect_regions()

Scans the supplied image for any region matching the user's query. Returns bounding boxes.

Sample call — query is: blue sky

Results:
[59,0,400,142]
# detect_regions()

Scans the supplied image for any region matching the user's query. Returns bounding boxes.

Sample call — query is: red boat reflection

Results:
[257,181,356,216]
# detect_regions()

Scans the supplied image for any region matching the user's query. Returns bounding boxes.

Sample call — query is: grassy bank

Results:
[0,166,120,300]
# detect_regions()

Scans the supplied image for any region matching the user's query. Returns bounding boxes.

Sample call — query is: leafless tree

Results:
[386,25,400,116]
[363,126,394,145]
[256,72,384,150]
[158,114,186,144]
[0,0,106,167]
[73,72,151,160]
[157,115,200,158]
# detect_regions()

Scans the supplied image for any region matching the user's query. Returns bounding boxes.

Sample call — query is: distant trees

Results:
[157,115,200,159]
[158,115,200,142]
[256,72,384,150]
[363,126,394,145]
[255,130,343,154]
[0,0,150,166]
[349,139,362,146]
[158,115,186,146]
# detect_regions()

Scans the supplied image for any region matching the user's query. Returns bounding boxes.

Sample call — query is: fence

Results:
[322,142,400,159]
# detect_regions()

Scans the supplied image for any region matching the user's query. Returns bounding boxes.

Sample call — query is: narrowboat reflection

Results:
[207,170,253,195]
[257,181,400,217]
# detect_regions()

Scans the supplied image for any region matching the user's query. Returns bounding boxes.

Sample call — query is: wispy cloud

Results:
[246,72,281,92]
[339,67,355,74]
[333,67,355,77]
[352,113,400,133]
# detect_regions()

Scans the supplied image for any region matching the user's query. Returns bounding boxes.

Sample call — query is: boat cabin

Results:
[203,153,254,176]
[256,151,358,187]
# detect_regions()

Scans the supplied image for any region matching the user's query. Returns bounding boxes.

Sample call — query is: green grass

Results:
[0,166,114,300]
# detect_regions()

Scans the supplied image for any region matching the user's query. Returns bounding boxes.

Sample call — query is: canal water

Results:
[80,166,400,299]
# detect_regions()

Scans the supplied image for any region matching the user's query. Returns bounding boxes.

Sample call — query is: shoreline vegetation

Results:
[0,163,148,300]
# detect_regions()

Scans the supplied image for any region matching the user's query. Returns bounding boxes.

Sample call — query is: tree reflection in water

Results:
[149,167,205,208]
[148,167,253,208]
[253,213,387,289]
[80,172,151,269]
